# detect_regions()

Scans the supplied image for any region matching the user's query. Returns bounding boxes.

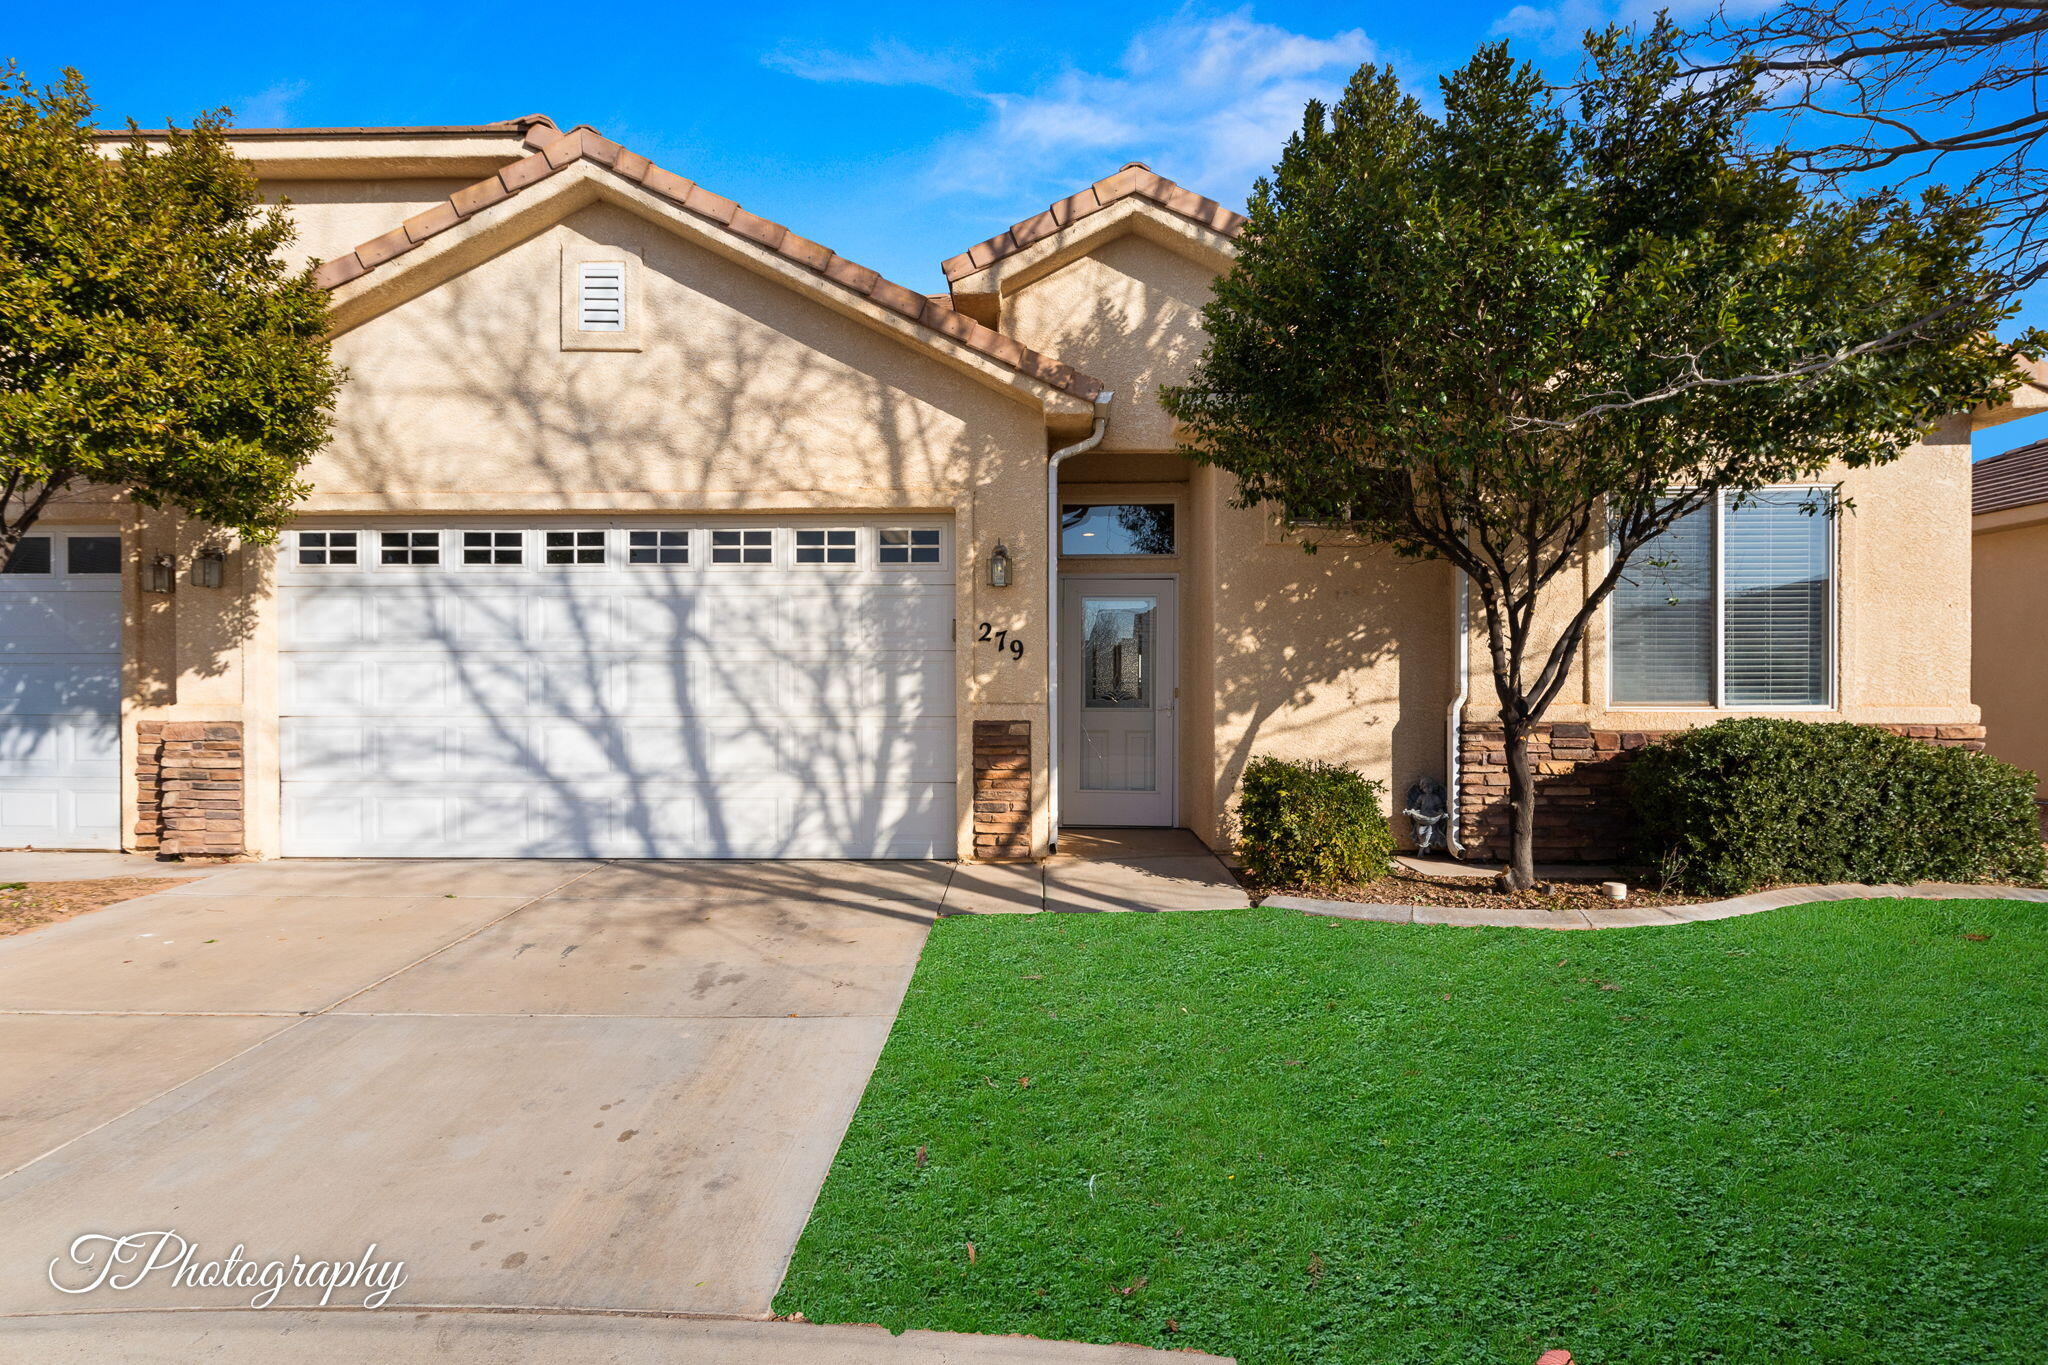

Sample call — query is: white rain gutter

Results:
[1044,399,1113,853]
[1445,568,1470,858]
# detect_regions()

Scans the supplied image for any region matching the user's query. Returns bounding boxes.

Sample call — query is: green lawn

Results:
[777,900,2048,1364]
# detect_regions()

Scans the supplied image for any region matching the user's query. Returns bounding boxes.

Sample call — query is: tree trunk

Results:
[1503,719,1538,891]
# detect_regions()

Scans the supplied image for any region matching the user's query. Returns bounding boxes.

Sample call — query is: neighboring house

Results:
[3,114,2040,861]
[1972,440,2048,802]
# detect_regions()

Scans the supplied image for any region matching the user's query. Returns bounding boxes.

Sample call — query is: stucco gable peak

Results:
[940,164,1246,285]
[311,126,1106,403]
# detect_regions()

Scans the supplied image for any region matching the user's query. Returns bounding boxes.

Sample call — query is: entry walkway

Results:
[942,828,1248,915]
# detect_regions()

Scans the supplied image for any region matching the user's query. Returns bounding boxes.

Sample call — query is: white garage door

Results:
[0,530,123,850]
[279,519,957,859]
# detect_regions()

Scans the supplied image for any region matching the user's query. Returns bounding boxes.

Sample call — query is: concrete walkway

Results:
[5,1309,1220,1362]
[0,857,1224,1362]
[1267,879,2048,928]
[944,828,1248,914]
[0,850,220,883]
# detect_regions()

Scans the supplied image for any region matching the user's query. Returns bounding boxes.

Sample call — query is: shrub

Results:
[1626,718,2047,894]
[1236,756,1396,889]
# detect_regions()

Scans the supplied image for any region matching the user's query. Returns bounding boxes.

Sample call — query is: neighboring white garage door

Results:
[279,519,956,859]
[0,530,123,850]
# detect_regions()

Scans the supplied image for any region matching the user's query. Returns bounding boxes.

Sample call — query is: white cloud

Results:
[1490,0,1772,57]
[770,7,1385,203]
[1491,0,1609,56]
[764,39,982,96]
[230,80,309,129]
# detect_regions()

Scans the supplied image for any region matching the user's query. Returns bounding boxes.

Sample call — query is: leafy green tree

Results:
[0,65,339,569]
[1163,25,2022,889]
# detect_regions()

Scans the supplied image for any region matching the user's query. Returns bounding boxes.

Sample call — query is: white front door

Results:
[0,529,123,850]
[1060,577,1176,827]
[277,517,957,859]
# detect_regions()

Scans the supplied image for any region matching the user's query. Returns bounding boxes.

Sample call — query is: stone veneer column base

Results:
[134,721,245,858]
[972,720,1033,860]
[1455,720,1988,865]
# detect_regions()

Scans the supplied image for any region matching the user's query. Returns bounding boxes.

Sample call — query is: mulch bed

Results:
[1255,866,1705,911]
[0,877,195,939]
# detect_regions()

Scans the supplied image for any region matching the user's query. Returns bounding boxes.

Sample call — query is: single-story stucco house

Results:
[5,113,2042,862]
[1973,439,2048,804]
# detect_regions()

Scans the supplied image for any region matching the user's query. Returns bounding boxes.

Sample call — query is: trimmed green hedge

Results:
[1626,718,2047,894]
[1237,756,1395,889]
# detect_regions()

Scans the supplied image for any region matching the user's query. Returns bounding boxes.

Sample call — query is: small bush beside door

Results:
[1236,757,1396,890]
[1627,718,2048,895]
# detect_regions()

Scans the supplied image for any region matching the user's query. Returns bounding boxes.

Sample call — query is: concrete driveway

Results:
[0,856,934,1316]
[0,855,1238,1361]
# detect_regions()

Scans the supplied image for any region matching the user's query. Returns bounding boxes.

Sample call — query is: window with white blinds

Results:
[1611,489,1833,707]
[577,262,625,332]
[1611,498,1715,705]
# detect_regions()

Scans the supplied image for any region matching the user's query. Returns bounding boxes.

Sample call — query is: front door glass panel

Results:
[1080,596,1157,790]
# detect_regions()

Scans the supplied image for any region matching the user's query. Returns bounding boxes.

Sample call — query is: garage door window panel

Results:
[878,528,941,566]
[462,531,525,566]
[65,537,121,575]
[795,528,858,566]
[4,538,53,574]
[544,530,608,565]
[381,531,441,566]
[712,529,774,565]
[628,530,690,565]
[297,531,359,567]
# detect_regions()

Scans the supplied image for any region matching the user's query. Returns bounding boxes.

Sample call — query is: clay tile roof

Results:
[312,124,1105,403]
[940,161,1246,283]
[1974,438,2048,515]
[97,114,557,141]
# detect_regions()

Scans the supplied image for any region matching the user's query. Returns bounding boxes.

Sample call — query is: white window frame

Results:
[793,526,861,569]
[294,529,363,570]
[1,530,124,579]
[625,528,693,566]
[877,526,946,568]
[540,528,611,569]
[377,529,443,567]
[708,527,778,568]
[1606,486,1838,712]
[459,529,527,567]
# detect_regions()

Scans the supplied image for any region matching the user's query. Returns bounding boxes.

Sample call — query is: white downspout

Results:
[1045,399,1113,854]
[1445,567,1470,859]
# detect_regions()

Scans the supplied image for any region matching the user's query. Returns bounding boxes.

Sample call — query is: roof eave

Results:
[316,136,1104,416]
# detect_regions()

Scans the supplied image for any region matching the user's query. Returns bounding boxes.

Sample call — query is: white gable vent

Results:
[577,261,626,332]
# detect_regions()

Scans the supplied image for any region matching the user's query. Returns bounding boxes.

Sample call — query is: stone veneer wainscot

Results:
[1455,721,1988,864]
[134,721,245,857]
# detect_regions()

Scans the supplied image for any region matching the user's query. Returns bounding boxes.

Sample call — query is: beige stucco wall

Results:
[136,198,1060,858]
[264,178,486,271]
[1973,510,2048,796]
[1002,232,1217,454]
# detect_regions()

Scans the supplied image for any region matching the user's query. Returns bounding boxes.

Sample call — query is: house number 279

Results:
[976,623,1026,660]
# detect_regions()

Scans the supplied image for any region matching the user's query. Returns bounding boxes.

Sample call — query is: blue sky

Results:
[10,0,2040,457]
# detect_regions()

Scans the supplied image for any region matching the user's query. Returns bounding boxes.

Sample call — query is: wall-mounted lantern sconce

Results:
[143,554,176,595]
[191,547,226,590]
[988,541,1013,588]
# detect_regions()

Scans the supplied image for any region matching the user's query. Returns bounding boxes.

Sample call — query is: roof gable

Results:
[311,124,1103,406]
[941,164,1244,288]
